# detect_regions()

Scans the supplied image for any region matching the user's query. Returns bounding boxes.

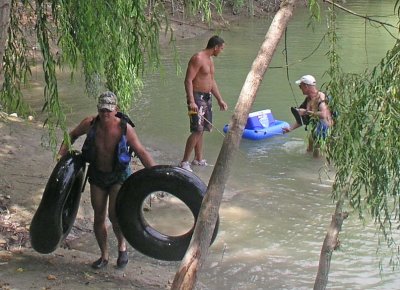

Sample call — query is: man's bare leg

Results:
[193,131,204,162]
[90,184,109,268]
[182,131,202,162]
[108,184,126,252]
[109,183,129,268]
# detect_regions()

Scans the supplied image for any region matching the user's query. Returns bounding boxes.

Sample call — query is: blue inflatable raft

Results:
[223,109,289,141]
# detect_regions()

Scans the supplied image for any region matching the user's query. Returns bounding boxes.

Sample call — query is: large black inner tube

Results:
[116,165,219,261]
[30,151,86,254]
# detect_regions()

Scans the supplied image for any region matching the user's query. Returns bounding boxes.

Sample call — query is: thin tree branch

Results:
[324,0,397,29]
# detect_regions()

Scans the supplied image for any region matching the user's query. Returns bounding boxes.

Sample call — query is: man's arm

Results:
[211,79,227,111]
[58,116,93,157]
[283,122,301,133]
[126,125,156,168]
[317,101,330,120]
[184,55,201,112]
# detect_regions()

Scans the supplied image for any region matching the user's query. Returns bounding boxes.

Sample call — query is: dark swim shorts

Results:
[88,165,131,190]
[189,92,212,132]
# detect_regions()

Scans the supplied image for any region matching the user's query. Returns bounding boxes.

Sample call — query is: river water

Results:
[27,1,400,289]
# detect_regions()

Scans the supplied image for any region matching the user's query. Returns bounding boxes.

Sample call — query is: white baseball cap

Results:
[295,75,316,86]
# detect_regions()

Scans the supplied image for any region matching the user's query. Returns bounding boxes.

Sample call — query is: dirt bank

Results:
[0,112,185,289]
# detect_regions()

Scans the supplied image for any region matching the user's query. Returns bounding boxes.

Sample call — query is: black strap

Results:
[116,112,135,128]
[291,107,303,126]
[119,116,127,133]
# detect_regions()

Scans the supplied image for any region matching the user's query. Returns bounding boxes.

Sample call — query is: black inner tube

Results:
[117,165,219,261]
[30,151,85,254]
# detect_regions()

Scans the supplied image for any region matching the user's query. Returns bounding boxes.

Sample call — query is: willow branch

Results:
[324,0,397,29]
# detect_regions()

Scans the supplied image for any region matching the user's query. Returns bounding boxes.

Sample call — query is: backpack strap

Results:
[117,112,136,156]
[91,115,99,125]
[299,98,308,109]
[81,116,99,164]
[119,115,127,133]
[297,97,310,130]
[317,92,329,108]
[118,114,136,157]
[116,111,135,128]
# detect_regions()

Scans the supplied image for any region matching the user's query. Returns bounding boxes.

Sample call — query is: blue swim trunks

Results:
[189,92,212,132]
[313,121,330,140]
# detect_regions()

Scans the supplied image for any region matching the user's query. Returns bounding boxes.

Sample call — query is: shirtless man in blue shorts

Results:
[179,35,228,172]
[58,91,155,269]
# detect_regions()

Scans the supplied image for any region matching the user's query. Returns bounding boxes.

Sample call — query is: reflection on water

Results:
[26,1,400,289]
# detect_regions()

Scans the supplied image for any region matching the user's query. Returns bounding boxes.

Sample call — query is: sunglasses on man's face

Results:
[299,83,307,88]
[99,108,112,113]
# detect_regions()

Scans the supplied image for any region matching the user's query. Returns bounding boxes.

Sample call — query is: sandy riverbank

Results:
[0,109,186,289]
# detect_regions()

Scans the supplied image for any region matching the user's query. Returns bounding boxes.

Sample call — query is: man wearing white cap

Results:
[283,75,333,157]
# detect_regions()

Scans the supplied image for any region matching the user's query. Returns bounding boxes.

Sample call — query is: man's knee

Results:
[93,213,107,226]
[108,211,118,225]
[108,203,119,225]
[188,130,202,140]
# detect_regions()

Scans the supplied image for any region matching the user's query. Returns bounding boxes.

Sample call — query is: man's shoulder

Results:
[189,52,203,63]
[191,50,210,62]
[80,115,97,126]
[318,92,330,105]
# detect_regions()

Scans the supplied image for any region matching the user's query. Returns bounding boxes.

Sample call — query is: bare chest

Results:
[94,126,121,155]
[307,93,322,111]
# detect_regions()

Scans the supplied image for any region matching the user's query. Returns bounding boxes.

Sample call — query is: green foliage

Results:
[328,43,400,222]
[323,4,400,264]
[36,0,67,150]
[185,0,222,21]
[307,0,321,28]
[55,0,165,112]
[230,0,245,13]
[0,0,32,117]
[0,0,223,152]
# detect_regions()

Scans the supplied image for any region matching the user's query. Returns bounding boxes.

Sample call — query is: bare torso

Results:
[307,95,319,112]
[94,116,122,172]
[190,51,214,93]
[307,92,333,127]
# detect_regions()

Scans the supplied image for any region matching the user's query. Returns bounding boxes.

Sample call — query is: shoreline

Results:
[0,108,180,289]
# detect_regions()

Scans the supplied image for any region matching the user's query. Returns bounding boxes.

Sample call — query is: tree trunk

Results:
[171,1,301,289]
[0,0,10,74]
[314,200,348,290]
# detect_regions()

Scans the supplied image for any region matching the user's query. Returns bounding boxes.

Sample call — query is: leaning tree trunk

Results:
[314,200,348,290]
[171,1,301,289]
[0,0,10,74]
